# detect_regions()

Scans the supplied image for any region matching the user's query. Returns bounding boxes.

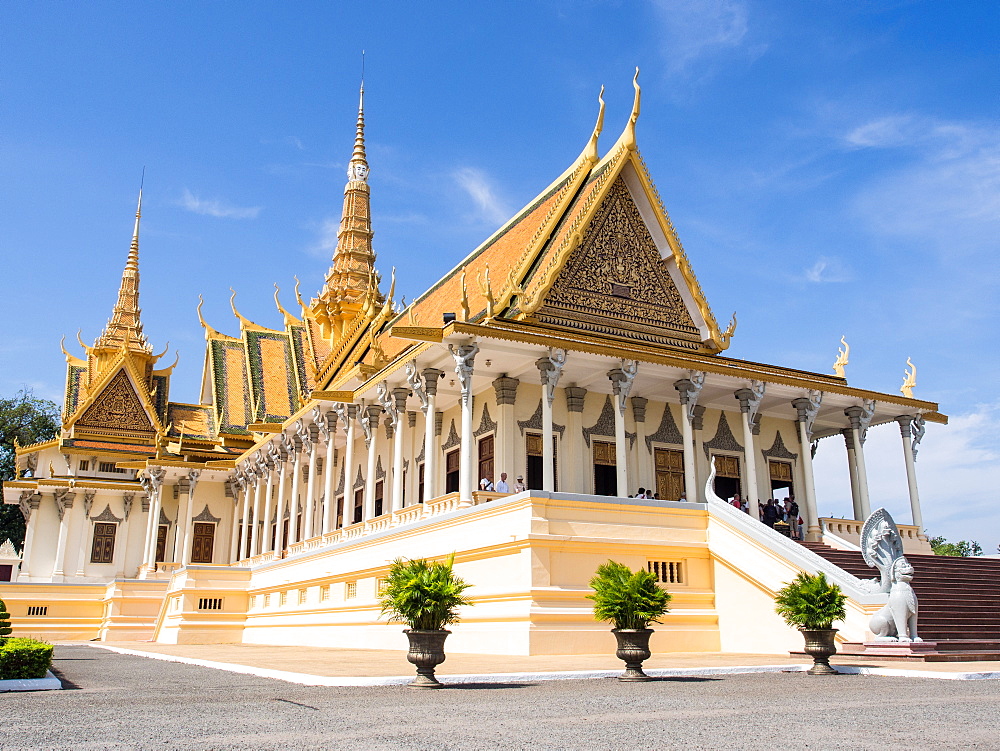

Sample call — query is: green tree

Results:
[929,535,983,557]
[0,389,61,550]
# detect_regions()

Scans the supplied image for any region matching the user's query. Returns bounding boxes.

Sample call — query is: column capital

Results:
[536,348,567,406]
[607,359,638,415]
[844,399,876,442]
[841,427,856,450]
[564,386,587,413]
[734,381,766,422]
[421,368,443,398]
[674,371,705,420]
[691,404,706,431]
[449,341,479,406]
[792,390,823,440]
[630,396,648,423]
[492,375,519,405]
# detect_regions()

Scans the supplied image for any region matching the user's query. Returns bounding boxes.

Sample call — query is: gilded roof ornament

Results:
[622,67,641,151]
[901,357,917,398]
[833,336,850,379]
[459,267,471,322]
[273,283,301,326]
[196,295,223,340]
[229,288,268,331]
[477,264,496,319]
[582,85,606,163]
[721,312,737,345]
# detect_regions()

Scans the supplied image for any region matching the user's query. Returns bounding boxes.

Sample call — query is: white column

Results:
[361,404,382,519]
[896,415,925,533]
[793,393,823,542]
[147,475,166,569]
[288,436,303,543]
[563,386,586,493]
[181,471,201,566]
[72,493,94,578]
[406,411,418,504]
[631,397,651,492]
[674,373,705,503]
[249,460,265,555]
[343,405,357,522]
[229,477,244,563]
[845,403,873,520]
[17,494,41,581]
[419,368,442,502]
[52,491,75,580]
[735,382,765,520]
[274,444,289,551]
[237,475,253,561]
[322,409,337,533]
[536,349,566,492]
[390,388,409,512]
[140,474,161,570]
[608,360,638,497]
[842,429,863,520]
[450,342,479,506]
[114,494,134,578]
[303,424,318,539]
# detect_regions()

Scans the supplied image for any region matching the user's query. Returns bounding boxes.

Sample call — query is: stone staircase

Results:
[799,542,1000,661]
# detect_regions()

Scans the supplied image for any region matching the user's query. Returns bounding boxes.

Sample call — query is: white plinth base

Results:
[0,670,62,692]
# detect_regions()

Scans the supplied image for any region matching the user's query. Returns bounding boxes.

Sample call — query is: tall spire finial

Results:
[94,173,151,354]
[348,53,369,183]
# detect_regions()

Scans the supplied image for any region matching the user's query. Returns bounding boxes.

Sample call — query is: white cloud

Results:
[308,217,340,259]
[650,0,751,73]
[179,189,262,219]
[803,256,851,283]
[813,402,1000,555]
[452,167,512,227]
[845,116,1000,253]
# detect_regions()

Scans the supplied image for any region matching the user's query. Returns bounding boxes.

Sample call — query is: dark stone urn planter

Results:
[405,629,450,688]
[800,628,839,675]
[612,628,654,681]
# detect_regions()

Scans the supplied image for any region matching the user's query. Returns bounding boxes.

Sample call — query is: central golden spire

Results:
[312,80,382,341]
[94,188,152,355]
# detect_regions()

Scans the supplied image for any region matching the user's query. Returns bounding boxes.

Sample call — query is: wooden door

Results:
[191,522,215,564]
[155,524,168,562]
[445,449,460,493]
[654,448,685,501]
[90,522,116,564]
[0,564,12,582]
[593,440,617,496]
[478,434,495,485]
[375,480,385,517]
[353,488,364,524]
[418,463,425,503]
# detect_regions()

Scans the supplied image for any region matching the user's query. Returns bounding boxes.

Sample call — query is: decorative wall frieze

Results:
[517,400,566,437]
[353,466,365,490]
[122,493,135,521]
[645,403,683,452]
[441,419,461,451]
[474,403,497,439]
[702,412,743,458]
[375,456,386,482]
[192,505,221,523]
[762,431,798,461]
[90,504,122,523]
[158,507,172,526]
[83,490,96,516]
[582,396,636,448]
[416,438,425,464]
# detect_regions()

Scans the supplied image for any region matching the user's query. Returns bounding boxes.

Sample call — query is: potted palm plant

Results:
[379,555,472,688]
[587,561,672,681]
[774,571,847,675]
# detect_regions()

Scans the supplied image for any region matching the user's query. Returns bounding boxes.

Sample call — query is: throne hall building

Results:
[2,77,947,655]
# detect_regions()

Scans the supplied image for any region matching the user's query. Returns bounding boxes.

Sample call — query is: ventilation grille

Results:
[27,605,48,616]
[648,560,684,585]
[197,598,223,611]
[345,581,357,599]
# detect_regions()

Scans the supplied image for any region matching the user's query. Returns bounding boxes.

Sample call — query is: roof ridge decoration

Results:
[64,350,165,439]
[230,288,277,333]
[274,283,302,327]
[197,295,240,342]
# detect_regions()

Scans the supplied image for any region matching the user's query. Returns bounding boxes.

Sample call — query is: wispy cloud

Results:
[803,256,851,283]
[845,116,1000,253]
[308,217,339,259]
[179,189,262,219]
[452,167,511,226]
[650,0,753,74]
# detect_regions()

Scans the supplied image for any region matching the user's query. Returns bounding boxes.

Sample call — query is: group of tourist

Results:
[478,473,526,493]
[727,494,802,539]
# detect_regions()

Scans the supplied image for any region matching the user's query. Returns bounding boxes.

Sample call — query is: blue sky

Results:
[2,1,998,551]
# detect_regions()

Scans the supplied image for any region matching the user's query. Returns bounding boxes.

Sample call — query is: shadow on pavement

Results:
[441,682,534,690]
[49,667,83,690]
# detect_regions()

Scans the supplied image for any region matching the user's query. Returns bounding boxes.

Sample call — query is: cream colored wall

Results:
[0,582,106,641]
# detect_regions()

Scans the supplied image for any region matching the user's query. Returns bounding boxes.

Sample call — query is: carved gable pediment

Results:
[75,368,156,438]
[535,177,704,350]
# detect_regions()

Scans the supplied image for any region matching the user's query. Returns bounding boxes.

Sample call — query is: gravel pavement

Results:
[2,645,998,750]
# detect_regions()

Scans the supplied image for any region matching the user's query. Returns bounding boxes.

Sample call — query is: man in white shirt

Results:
[495,473,510,493]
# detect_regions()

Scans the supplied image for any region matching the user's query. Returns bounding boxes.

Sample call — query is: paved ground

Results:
[3,646,999,750]
[94,640,1000,677]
